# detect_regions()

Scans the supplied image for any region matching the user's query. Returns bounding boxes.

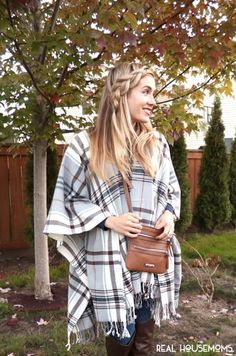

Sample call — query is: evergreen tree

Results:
[170,134,192,235]
[229,135,236,226]
[194,96,232,231]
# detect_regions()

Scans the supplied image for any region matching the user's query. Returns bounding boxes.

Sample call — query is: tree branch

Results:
[66,47,106,77]
[57,63,69,89]
[158,62,176,80]
[155,66,191,97]
[39,0,63,64]
[156,68,222,105]
[5,0,52,106]
[182,240,220,305]
[81,48,106,69]
[67,4,131,75]
[149,0,195,34]
[60,95,99,108]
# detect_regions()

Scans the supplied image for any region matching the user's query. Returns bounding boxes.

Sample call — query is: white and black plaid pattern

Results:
[44,130,181,349]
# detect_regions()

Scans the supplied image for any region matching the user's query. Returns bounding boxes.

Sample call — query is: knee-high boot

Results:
[106,333,135,356]
[129,319,155,356]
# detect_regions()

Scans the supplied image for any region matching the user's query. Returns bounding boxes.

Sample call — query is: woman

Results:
[44,62,181,355]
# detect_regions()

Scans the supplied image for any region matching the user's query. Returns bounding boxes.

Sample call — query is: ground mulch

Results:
[6,284,67,311]
[0,248,67,311]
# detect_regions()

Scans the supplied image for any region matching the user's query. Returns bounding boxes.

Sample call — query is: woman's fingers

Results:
[105,214,142,235]
[105,211,176,239]
[123,221,142,236]
[125,227,142,236]
[127,213,140,223]
[154,210,175,239]
[155,224,174,239]
[125,231,140,238]
[157,224,174,239]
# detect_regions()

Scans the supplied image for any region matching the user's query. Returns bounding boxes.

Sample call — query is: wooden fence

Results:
[0,146,28,250]
[0,146,202,250]
[187,150,202,213]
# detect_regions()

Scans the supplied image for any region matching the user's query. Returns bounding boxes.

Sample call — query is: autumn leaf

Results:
[96,38,107,50]
[221,79,233,96]
[123,12,138,30]
[37,318,49,326]
[0,297,8,303]
[0,287,11,293]
[6,314,18,327]
[119,31,137,46]
[182,299,190,304]
[49,94,61,105]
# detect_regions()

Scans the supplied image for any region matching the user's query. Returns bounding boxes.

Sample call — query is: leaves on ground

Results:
[36,317,49,326]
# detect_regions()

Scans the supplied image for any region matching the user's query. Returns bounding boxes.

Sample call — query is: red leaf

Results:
[6,317,18,327]
[49,94,61,105]
[96,38,107,50]
[119,32,137,47]
[154,43,166,56]
[53,123,60,129]
[0,272,6,280]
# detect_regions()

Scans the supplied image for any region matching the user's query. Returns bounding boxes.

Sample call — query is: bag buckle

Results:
[144,263,155,268]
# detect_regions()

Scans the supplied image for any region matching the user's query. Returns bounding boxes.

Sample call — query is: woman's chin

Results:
[132,117,150,124]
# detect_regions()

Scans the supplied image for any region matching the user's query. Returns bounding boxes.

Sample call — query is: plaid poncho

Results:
[44,129,182,349]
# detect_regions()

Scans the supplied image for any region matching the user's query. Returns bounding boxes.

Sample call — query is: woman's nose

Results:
[148,95,156,106]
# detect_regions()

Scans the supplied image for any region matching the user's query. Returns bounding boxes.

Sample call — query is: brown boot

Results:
[106,333,135,356]
[129,319,155,356]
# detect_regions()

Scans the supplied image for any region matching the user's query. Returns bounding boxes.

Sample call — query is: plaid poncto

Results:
[44,130,182,349]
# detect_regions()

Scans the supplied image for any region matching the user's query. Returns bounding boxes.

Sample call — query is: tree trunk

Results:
[34,138,52,300]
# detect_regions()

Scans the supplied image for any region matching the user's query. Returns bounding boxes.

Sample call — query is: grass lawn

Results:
[0,231,236,356]
[181,231,236,270]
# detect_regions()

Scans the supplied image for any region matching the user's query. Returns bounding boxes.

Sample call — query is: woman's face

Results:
[127,74,156,124]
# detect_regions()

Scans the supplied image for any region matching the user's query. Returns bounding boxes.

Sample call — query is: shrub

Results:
[194,96,232,231]
[229,135,236,226]
[170,134,192,235]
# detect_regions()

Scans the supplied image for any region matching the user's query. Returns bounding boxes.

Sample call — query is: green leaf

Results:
[0,19,9,32]
[123,11,138,30]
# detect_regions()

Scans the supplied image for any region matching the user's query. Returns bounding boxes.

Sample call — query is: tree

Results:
[24,147,59,244]
[170,133,192,235]
[229,135,236,226]
[0,0,235,299]
[194,96,232,231]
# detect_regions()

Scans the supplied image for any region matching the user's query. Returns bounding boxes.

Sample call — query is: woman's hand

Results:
[105,213,142,238]
[155,210,175,240]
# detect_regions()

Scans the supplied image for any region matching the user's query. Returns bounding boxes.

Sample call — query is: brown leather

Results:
[123,180,170,274]
[135,225,164,238]
[129,319,155,356]
[126,226,170,274]
[106,333,135,356]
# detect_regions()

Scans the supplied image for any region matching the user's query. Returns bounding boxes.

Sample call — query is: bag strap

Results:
[123,179,133,213]
[123,179,165,239]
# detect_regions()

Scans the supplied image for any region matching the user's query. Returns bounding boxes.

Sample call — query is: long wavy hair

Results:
[89,62,160,182]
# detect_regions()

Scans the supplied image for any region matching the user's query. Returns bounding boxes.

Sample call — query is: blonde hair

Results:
[89,62,159,182]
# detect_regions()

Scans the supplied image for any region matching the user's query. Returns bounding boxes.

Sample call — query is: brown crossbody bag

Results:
[124,180,170,274]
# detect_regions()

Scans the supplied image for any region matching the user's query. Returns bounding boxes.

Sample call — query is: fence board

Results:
[0,154,11,246]
[0,145,203,250]
[0,147,28,249]
[9,153,27,245]
[187,150,202,213]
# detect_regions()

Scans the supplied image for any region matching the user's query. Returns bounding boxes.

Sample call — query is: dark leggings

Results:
[112,301,152,345]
